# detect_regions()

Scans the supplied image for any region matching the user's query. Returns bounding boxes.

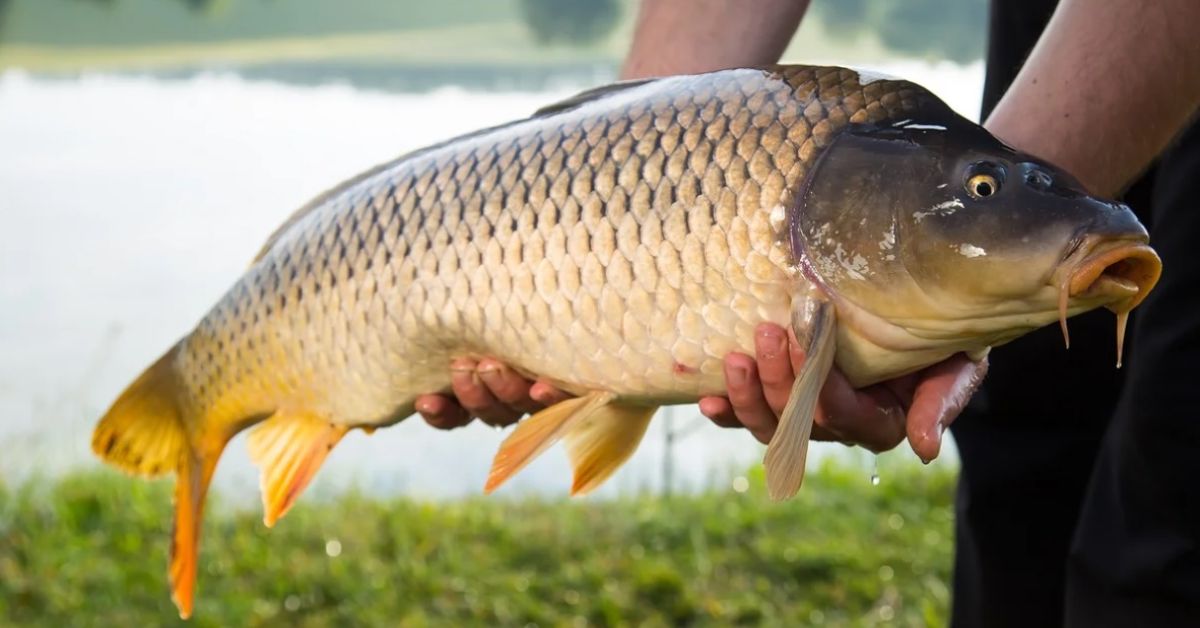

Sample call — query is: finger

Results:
[698,396,742,428]
[416,394,472,429]
[754,323,799,416]
[881,372,919,411]
[529,380,573,407]
[476,359,538,413]
[723,352,777,444]
[770,328,850,444]
[450,359,522,427]
[906,354,989,463]
[816,366,907,453]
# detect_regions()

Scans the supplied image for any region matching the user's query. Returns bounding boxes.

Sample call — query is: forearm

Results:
[620,0,809,80]
[985,0,1200,196]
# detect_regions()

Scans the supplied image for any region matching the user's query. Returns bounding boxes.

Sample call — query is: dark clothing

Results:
[949,2,1200,626]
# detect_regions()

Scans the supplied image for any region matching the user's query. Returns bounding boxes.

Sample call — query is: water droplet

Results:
[870,455,880,486]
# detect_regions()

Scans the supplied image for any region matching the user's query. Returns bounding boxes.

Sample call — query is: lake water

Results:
[0,60,979,500]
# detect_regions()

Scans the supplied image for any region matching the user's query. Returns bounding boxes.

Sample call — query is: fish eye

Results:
[966,173,999,199]
[964,163,1003,200]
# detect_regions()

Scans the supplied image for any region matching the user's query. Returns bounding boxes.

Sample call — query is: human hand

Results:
[698,323,986,462]
[416,323,986,463]
[414,358,571,430]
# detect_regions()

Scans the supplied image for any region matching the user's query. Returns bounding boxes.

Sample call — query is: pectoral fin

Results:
[564,403,657,496]
[246,410,348,527]
[763,295,837,501]
[484,391,615,494]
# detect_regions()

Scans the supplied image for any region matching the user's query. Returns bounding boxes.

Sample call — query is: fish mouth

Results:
[1068,242,1161,309]
[1055,238,1162,365]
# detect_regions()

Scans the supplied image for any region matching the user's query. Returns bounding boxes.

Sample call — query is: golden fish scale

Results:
[177,66,929,431]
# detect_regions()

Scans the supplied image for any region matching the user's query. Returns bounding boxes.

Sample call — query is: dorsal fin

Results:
[252,77,659,266]
[532,78,658,117]
[249,160,399,264]
[250,115,545,264]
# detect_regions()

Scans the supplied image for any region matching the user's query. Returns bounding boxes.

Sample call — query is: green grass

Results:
[0,462,956,627]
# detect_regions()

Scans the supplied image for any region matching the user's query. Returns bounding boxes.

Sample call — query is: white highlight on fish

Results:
[769,204,787,232]
[853,68,901,85]
[958,244,987,258]
[834,243,870,280]
[878,227,896,251]
[913,198,964,222]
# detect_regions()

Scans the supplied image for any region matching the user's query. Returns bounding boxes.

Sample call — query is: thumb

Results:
[905,354,989,463]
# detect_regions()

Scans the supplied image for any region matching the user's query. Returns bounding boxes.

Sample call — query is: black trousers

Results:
[949,2,1200,626]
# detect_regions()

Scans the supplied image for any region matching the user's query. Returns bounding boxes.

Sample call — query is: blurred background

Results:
[0,0,984,624]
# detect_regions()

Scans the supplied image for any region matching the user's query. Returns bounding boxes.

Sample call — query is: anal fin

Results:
[246,410,348,527]
[484,392,614,494]
[564,403,657,496]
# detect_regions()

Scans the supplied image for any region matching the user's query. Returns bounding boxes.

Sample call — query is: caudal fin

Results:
[92,343,227,619]
[169,452,217,619]
[92,346,189,478]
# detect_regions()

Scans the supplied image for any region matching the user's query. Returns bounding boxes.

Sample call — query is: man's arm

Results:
[986,0,1200,196]
[620,0,809,79]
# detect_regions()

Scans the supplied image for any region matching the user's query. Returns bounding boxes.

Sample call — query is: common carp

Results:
[91,65,1161,618]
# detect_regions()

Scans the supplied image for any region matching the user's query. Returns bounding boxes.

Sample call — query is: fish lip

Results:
[1065,239,1162,313]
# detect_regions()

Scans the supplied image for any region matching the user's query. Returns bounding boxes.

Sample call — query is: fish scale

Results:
[175,66,926,431]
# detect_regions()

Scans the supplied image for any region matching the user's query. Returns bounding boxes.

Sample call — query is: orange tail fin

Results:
[169,452,219,619]
[92,343,230,619]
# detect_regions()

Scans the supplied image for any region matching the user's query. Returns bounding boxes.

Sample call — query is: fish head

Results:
[794,111,1161,382]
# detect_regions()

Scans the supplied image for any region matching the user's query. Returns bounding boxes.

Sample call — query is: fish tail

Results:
[92,343,191,478]
[91,342,227,619]
[168,450,217,619]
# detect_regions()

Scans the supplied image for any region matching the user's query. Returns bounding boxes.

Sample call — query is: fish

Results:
[90,65,1161,618]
